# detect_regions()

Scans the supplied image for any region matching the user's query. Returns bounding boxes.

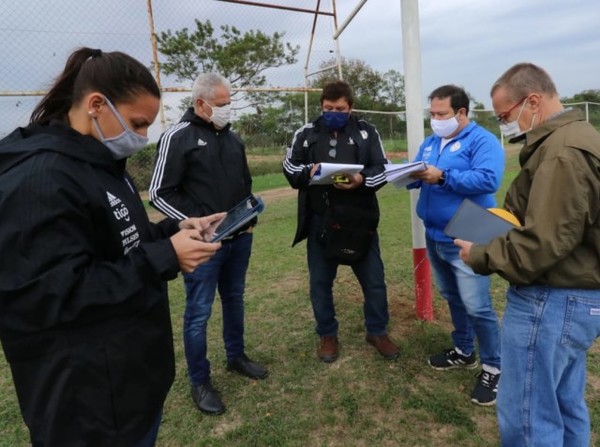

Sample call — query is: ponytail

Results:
[30,48,100,124]
[30,47,160,125]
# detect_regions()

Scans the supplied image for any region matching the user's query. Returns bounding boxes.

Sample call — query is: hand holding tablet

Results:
[209,195,265,242]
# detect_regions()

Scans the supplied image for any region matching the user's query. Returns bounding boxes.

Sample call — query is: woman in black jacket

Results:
[0,48,223,447]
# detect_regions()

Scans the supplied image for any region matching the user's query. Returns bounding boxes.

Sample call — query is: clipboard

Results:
[443,198,517,244]
[209,195,265,242]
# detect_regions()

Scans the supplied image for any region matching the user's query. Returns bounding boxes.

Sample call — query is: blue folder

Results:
[443,198,516,244]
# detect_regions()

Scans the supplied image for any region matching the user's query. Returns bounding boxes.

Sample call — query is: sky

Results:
[337,0,600,106]
[1,0,599,141]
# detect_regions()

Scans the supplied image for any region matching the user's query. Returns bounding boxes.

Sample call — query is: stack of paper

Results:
[309,163,363,185]
[384,161,427,188]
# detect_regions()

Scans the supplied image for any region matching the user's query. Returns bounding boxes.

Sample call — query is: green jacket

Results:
[470,108,600,288]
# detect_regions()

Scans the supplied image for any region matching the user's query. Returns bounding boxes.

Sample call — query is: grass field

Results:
[2,149,600,446]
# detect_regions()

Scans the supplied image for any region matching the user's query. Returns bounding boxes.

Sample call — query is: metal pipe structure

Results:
[331,0,343,80]
[216,0,334,16]
[332,0,368,40]
[146,0,166,131]
[400,0,433,320]
[304,0,323,123]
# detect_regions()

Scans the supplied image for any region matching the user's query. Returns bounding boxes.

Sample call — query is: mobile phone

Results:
[333,174,350,184]
[210,195,265,242]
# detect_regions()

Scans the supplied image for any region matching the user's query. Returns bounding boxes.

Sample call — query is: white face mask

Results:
[92,96,148,159]
[202,99,232,129]
[431,116,460,138]
[498,99,527,139]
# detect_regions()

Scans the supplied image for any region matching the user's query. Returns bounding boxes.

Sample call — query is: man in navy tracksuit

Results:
[283,80,399,363]
[149,73,267,416]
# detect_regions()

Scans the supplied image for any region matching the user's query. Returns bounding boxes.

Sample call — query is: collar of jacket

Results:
[0,120,123,176]
[517,108,587,166]
[519,107,583,147]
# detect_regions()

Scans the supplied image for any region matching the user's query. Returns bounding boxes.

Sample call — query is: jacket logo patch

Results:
[450,142,461,152]
[303,140,309,147]
[423,146,433,161]
[197,138,208,146]
[360,130,368,140]
[113,205,130,222]
[348,137,355,145]
[106,191,121,207]
[120,224,140,253]
[107,190,140,254]
[107,190,131,223]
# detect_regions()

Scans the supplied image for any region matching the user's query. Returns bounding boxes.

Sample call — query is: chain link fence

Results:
[2,2,600,190]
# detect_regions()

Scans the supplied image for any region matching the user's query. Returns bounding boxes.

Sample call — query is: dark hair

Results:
[428,84,470,114]
[30,47,161,124]
[320,80,354,107]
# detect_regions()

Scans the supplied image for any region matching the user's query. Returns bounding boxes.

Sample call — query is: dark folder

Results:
[443,198,516,244]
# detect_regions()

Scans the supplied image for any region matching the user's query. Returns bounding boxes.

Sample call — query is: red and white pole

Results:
[401,0,433,320]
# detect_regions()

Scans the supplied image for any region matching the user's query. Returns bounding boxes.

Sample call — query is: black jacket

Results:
[283,115,389,245]
[149,108,254,223]
[0,121,181,446]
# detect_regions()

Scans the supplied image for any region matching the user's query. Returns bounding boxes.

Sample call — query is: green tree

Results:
[310,58,407,138]
[561,89,600,130]
[236,98,305,150]
[155,19,300,109]
[236,58,408,146]
[310,57,387,109]
[562,89,600,103]
[381,69,405,109]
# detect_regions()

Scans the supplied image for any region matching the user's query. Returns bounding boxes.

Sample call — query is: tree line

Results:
[154,19,600,148]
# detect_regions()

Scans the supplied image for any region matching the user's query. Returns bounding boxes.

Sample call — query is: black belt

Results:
[221,229,249,242]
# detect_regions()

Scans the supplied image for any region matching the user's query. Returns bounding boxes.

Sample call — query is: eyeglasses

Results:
[496,96,528,124]
[328,138,337,159]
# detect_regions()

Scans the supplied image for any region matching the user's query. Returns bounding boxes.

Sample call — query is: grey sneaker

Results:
[428,348,478,370]
[471,370,500,406]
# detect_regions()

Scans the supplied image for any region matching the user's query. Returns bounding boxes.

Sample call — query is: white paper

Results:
[384,161,427,188]
[309,162,364,185]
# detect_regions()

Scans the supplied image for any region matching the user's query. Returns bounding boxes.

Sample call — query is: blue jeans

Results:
[426,237,501,369]
[182,232,252,386]
[307,215,389,336]
[498,285,600,447]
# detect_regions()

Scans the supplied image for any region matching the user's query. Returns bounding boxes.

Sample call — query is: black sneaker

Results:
[428,348,478,370]
[471,370,500,406]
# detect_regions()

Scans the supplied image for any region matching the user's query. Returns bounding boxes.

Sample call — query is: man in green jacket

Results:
[455,63,600,446]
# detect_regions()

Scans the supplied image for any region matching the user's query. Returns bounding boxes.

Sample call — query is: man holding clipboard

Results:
[408,85,505,406]
[456,63,600,447]
[149,73,267,416]
[283,80,399,364]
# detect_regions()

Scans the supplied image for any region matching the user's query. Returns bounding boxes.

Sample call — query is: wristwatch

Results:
[437,171,446,186]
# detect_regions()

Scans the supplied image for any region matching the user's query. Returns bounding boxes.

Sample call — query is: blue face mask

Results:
[92,96,149,159]
[322,111,350,130]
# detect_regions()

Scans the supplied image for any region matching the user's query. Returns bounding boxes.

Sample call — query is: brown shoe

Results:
[366,334,399,360]
[317,336,339,363]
